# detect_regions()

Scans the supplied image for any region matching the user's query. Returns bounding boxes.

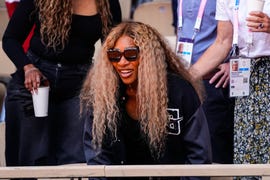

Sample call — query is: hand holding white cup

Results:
[32,86,50,117]
[247,0,265,29]
[247,0,265,15]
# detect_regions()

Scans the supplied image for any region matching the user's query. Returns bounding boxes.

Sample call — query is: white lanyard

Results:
[177,0,208,39]
[233,0,252,55]
[230,0,251,97]
[232,0,240,45]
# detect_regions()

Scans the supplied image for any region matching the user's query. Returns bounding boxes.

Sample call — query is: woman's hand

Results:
[246,11,270,33]
[24,64,49,92]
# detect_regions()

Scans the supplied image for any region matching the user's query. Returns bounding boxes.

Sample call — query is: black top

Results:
[122,111,154,165]
[2,0,122,69]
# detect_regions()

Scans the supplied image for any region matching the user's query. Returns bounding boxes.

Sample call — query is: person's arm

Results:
[207,11,270,88]
[181,105,211,180]
[189,20,233,81]
[100,0,122,43]
[2,0,35,70]
[83,108,113,165]
[168,76,211,165]
[182,105,211,163]
[174,80,211,180]
[109,0,122,25]
[83,109,110,180]
[2,0,45,91]
[171,0,178,33]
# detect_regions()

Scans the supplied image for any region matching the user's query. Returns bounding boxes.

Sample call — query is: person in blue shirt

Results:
[0,83,6,122]
[172,0,234,166]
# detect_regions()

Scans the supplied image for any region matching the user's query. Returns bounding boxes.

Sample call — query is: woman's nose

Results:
[117,56,130,65]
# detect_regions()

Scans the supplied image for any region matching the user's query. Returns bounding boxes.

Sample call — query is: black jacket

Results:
[83,73,212,180]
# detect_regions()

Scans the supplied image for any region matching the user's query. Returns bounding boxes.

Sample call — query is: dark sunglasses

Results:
[107,46,140,62]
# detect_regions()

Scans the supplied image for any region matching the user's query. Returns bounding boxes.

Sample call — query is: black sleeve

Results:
[109,0,122,25]
[2,0,35,70]
[100,0,122,42]
[177,81,212,166]
[172,0,178,31]
[181,106,211,180]
[83,108,113,164]
[184,106,212,163]
[83,108,114,180]
[180,84,211,180]
[168,75,211,180]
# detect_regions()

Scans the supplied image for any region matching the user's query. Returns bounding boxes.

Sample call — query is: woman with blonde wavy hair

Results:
[2,0,121,166]
[81,21,211,180]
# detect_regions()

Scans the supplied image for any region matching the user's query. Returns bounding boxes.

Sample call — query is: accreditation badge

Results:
[176,38,194,68]
[229,58,251,97]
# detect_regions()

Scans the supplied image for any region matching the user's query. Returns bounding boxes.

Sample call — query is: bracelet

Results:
[24,67,38,75]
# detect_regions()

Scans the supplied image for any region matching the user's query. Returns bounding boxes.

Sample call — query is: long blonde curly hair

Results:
[35,0,113,51]
[80,21,204,157]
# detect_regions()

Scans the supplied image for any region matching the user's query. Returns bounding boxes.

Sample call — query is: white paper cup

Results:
[32,86,49,117]
[247,0,265,16]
